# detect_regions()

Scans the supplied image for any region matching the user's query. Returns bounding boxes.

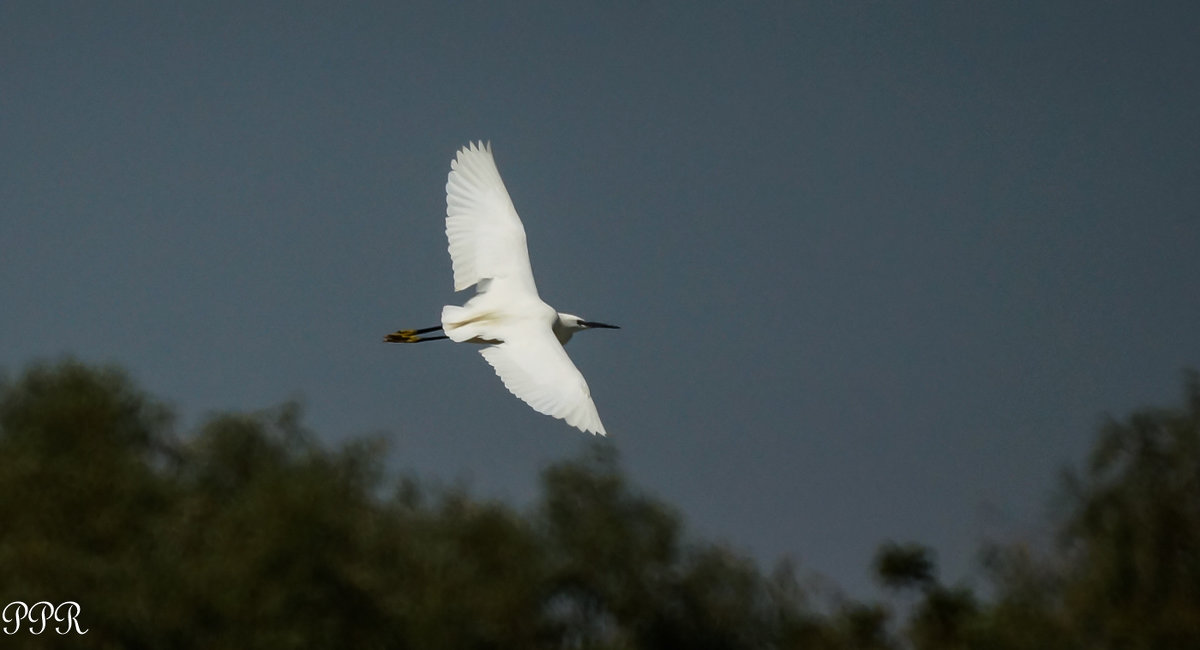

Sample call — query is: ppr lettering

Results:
[2,601,88,635]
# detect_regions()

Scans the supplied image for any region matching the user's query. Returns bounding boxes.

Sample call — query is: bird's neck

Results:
[552,315,576,345]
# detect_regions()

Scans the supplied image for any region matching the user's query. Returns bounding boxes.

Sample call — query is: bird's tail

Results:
[439,304,504,345]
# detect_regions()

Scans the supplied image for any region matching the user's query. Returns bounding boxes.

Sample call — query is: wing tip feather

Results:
[478,343,608,436]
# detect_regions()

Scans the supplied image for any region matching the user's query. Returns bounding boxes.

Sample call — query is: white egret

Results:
[385,142,618,435]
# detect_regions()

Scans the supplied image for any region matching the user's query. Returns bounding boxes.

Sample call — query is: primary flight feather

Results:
[386,142,618,435]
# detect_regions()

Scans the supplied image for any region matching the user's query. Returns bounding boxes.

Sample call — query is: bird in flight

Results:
[385,142,618,435]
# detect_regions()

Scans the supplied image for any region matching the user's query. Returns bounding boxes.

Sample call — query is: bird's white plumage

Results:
[445,142,538,294]
[439,142,607,435]
[479,322,607,436]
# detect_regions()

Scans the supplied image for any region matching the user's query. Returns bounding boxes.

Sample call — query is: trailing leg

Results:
[384,326,447,343]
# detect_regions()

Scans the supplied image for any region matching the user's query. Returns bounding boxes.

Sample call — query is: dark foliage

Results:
[1,360,1197,649]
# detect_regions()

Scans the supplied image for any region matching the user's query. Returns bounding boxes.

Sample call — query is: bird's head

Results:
[554,313,620,345]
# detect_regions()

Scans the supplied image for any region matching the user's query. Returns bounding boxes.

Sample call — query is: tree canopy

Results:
[1,359,1197,649]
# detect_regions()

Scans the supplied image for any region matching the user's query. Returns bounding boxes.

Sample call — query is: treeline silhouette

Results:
[1,359,1197,649]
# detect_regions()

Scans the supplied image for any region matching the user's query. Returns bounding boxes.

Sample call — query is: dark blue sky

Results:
[3,2,1198,597]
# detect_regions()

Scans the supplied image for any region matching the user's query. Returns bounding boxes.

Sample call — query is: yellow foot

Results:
[384,329,422,343]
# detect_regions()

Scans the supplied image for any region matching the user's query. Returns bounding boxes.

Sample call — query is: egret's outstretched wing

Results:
[479,326,606,436]
[445,142,538,295]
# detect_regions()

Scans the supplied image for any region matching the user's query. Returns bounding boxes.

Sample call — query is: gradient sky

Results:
[4,2,1198,597]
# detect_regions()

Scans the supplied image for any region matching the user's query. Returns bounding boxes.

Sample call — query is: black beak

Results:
[581,321,620,330]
